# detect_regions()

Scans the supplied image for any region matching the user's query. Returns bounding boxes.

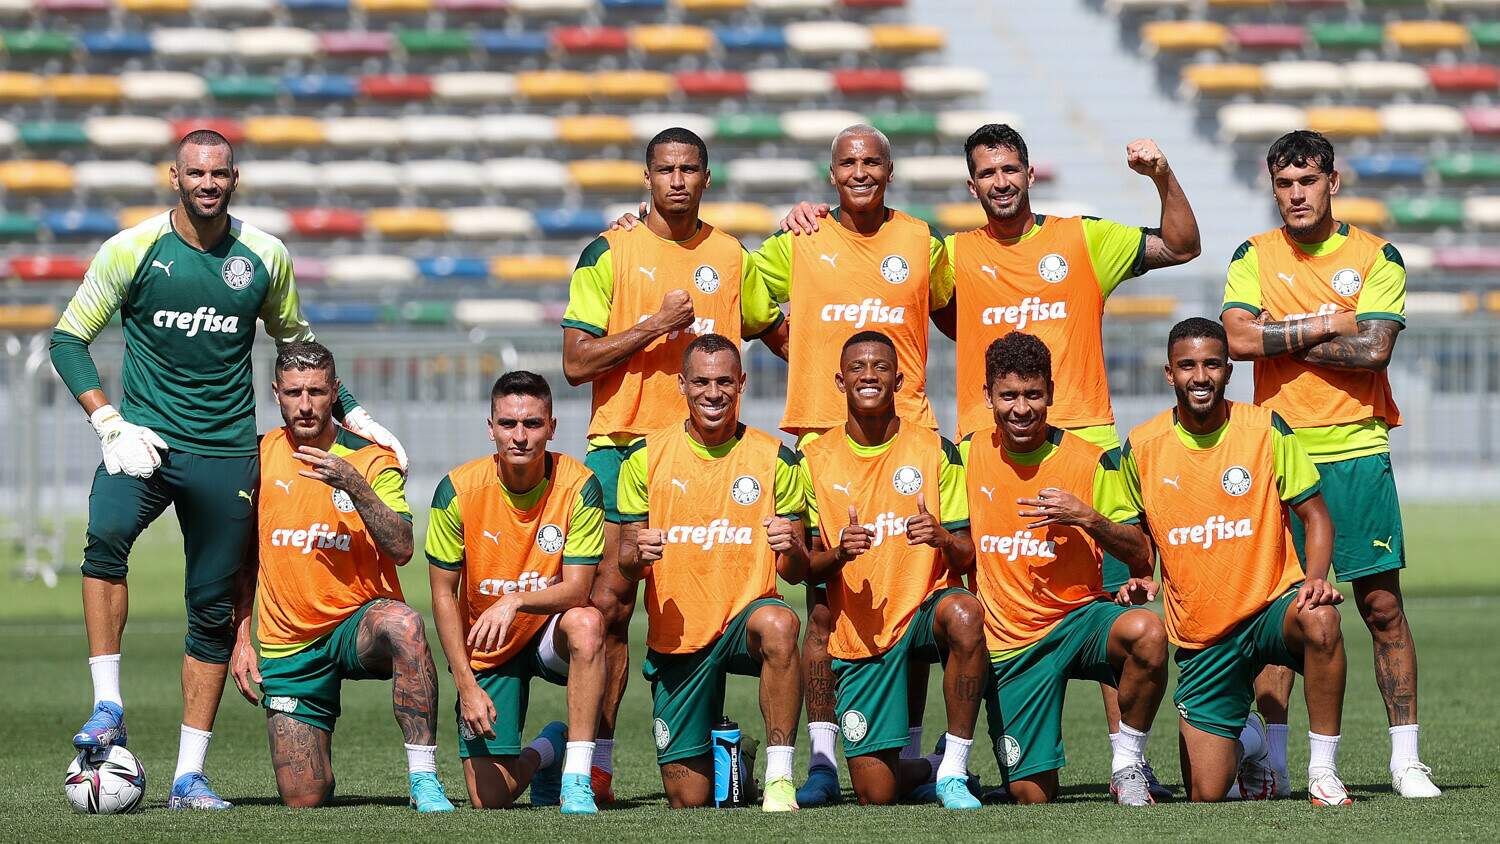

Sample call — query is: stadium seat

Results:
[484,158,569,192]
[676,71,749,97]
[43,210,119,239]
[594,71,675,100]
[151,28,234,60]
[199,0,278,15]
[1428,64,1500,93]
[1106,0,1192,9]
[234,206,291,236]
[2,30,75,56]
[534,208,609,237]
[938,110,1022,139]
[786,21,872,55]
[293,256,327,283]
[871,111,938,137]
[236,27,320,61]
[1397,243,1434,274]
[699,202,775,236]
[781,109,865,142]
[475,30,550,56]
[727,158,816,190]
[936,202,985,232]
[1381,104,1466,138]
[843,0,907,7]
[417,256,489,282]
[327,161,401,193]
[1305,106,1382,137]
[1263,61,1344,96]
[603,0,667,8]
[1437,246,1500,273]
[240,160,318,192]
[84,116,172,150]
[325,255,418,286]
[1464,106,1500,135]
[290,207,364,237]
[323,117,403,148]
[388,300,454,324]
[834,70,904,96]
[1346,154,1427,182]
[454,298,547,324]
[1140,21,1230,53]
[509,0,594,13]
[356,0,433,11]
[1387,22,1470,51]
[119,206,168,227]
[1462,196,1500,228]
[901,156,967,188]
[747,69,834,99]
[553,26,629,53]
[0,213,38,239]
[361,75,434,101]
[558,115,634,145]
[208,76,280,101]
[1435,153,1500,183]
[434,72,517,102]
[283,75,358,100]
[1346,62,1429,94]
[1387,197,1464,229]
[713,26,787,51]
[568,160,644,190]
[1402,291,1474,315]
[368,208,448,238]
[1471,22,1500,50]
[0,160,73,192]
[490,255,572,282]
[1217,103,1305,141]
[122,72,208,103]
[870,25,943,52]
[478,114,559,146]
[246,116,326,146]
[74,161,160,193]
[398,29,473,54]
[120,0,192,12]
[0,304,61,328]
[446,206,537,239]
[18,121,87,149]
[320,31,394,56]
[0,120,14,148]
[630,112,716,142]
[301,303,383,324]
[716,112,784,141]
[45,75,123,103]
[404,159,487,193]
[1182,64,1264,96]
[11,255,88,282]
[750,0,835,11]
[518,71,593,101]
[401,115,477,147]
[902,66,985,98]
[281,0,349,10]
[631,25,713,55]
[79,32,154,57]
[1104,295,1177,318]
[0,73,42,102]
[1307,22,1384,51]
[1229,24,1305,51]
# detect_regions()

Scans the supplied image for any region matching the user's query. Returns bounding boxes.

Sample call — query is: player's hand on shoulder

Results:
[780,201,831,235]
[610,201,647,232]
[638,527,666,562]
[652,289,696,334]
[837,506,872,561]
[1295,577,1343,609]
[904,494,946,547]
[1116,577,1159,606]
[90,404,167,478]
[764,516,801,554]
[293,445,363,491]
[1126,139,1171,179]
[343,406,408,469]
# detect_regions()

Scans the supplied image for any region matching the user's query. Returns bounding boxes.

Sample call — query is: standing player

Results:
[228,342,452,812]
[1120,318,1350,805]
[426,372,607,814]
[1220,130,1437,799]
[798,331,986,810]
[615,334,806,811]
[960,332,1168,806]
[561,127,789,800]
[51,130,403,809]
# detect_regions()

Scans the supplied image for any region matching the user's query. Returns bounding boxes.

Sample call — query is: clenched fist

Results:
[651,289,695,335]
[1126,139,1171,180]
[637,527,666,562]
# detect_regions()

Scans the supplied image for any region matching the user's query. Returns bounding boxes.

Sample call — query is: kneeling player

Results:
[230,342,453,811]
[799,331,987,809]
[1120,319,1350,805]
[616,334,806,811]
[962,332,1168,805]
[427,371,607,814]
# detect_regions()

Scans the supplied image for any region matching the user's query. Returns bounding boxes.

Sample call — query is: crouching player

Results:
[616,334,806,811]
[962,332,1168,805]
[1121,318,1350,804]
[426,371,607,814]
[230,341,453,811]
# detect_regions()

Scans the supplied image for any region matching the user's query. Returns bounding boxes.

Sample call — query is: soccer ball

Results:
[65,745,146,814]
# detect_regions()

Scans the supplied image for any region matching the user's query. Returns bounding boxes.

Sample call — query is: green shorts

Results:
[642,597,789,765]
[585,444,631,522]
[458,616,568,759]
[258,599,386,733]
[833,587,969,758]
[1291,452,1405,583]
[1101,552,1129,593]
[1173,588,1302,740]
[984,601,1132,782]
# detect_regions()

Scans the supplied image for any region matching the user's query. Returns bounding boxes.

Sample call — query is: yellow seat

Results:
[0,73,43,102]
[43,75,123,103]
[1141,21,1229,52]
[1181,64,1264,95]
[1331,197,1388,228]
[367,208,447,238]
[1484,291,1500,314]
[675,0,748,10]
[0,305,60,329]
[568,160,643,190]
[936,202,986,232]
[593,71,674,100]
[490,255,572,283]
[1387,21,1469,51]
[1306,106,1382,137]
[557,116,634,145]
[870,25,944,52]
[355,0,431,9]
[699,202,775,236]
[245,116,326,146]
[631,25,713,54]
[0,160,73,192]
[120,0,193,12]
[1104,295,1177,318]
[517,71,592,101]
[119,206,168,227]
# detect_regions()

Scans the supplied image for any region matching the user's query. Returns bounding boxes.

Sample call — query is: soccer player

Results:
[960,332,1167,806]
[228,341,452,812]
[1220,130,1437,799]
[1120,318,1350,805]
[797,331,985,810]
[51,130,403,809]
[426,371,607,814]
[614,334,806,812]
[562,127,788,800]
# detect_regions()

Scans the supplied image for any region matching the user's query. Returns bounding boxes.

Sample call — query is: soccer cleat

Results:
[559,772,598,815]
[1308,770,1353,806]
[408,771,455,813]
[761,776,799,812]
[528,721,568,807]
[908,772,980,804]
[1140,759,1172,801]
[795,765,841,806]
[1110,764,1157,806]
[936,776,981,810]
[1234,714,1276,801]
[72,701,127,751]
[590,766,615,804]
[1391,761,1441,799]
[167,772,232,809]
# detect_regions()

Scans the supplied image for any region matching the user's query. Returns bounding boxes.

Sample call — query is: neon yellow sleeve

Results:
[1222,241,1263,316]
[369,468,411,522]
[424,474,465,570]
[613,439,649,523]
[751,232,794,304]
[56,229,151,342]
[740,248,786,339]
[561,236,615,337]
[234,224,314,344]
[1356,244,1407,324]
[774,445,805,519]
[938,437,969,531]
[1118,440,1146,516]
[1271,414,1322,504]
[956,433,971,467]
[1092,449,1140,524]
[564,475,605,564]
[796,452,820,533]
[1081,217,1147,298]
[929,231,954,310]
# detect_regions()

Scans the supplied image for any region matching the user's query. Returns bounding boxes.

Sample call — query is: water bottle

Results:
[711,716,743,807]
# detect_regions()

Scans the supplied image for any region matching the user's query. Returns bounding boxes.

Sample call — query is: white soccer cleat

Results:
[1307,770,1352,806]
[1392,761,1441,799]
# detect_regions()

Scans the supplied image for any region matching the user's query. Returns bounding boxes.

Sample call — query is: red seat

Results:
[290,208,364,238]
[293,257,327,284]
[359,75,434,100]
[1436,247,1500,271]
[675,71,748,97]
[170,118,245,146]
[1032,162,1056,183]
[1231,24,1305,51]
[12,255,90,282]
[1429,64,1500,93]
[833,69,904,96]
[321,31,394,57]
[552,27,629,53]
[1465,106,1500,135]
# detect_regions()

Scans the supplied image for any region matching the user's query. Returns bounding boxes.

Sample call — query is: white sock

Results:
[808,721,839,772]
[592,737,614,774]
[405,743,437,775]
[564,741,594,777]
[1108,730,1121,756]
[1266,723,1290,774]
[901,725,923,759]
[174,725,212,781]
[1112,723,1149,774]
[528,734,557,769]
[934,733,973,781]
[1389,724,1420,771]
[89,654,121,707]
[1238,717,1266,761]
[1308,731,1340,777]
[766,745,795,781]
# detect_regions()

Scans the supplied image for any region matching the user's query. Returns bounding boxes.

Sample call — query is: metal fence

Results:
[5,320,1498,582]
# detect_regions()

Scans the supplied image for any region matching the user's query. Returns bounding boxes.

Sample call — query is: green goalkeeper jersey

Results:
[52,211,325,457]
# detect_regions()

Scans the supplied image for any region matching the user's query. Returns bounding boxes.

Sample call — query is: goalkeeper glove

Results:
[343,406,408,470]
[90,404,167,478]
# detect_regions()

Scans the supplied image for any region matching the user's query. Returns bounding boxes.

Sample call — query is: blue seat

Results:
[534,208,608,238]
[417,256,490,282]
[281,0,349,9]
[475,31,550,56]
[714,27,787,51]
[601,0,666,8]
[301,303,381,324]
[282,75,358,99]
[1347,155,1427,182]
[42,210,119,239]
[80,31,153,57]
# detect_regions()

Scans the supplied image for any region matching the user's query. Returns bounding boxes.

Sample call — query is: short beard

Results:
[178,182,231,220]
[287,417,330,444]
[1173,384,1222,423]
[983,192,1028,222]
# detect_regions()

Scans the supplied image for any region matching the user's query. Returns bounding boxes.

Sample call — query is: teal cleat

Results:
[937,776,981,810]
[794,765,842,807]
[559,772,598,815]
[529,721,568,807]
[409,772,454,813]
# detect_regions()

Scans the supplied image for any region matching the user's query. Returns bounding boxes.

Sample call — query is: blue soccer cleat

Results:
[528,721,568,807]
[167,772,232,809]
[937,776,981,810]
[409,771,455,813]
[559,772,598,815]
[72,701,127,751]
[795,765,842,806]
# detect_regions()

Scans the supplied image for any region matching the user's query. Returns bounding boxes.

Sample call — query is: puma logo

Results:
[671,479,688,493]
[1162,476,1180,489]
[979,265,997,280]
[152,259,174,277]
[482,530,501,545]
[274,479,293,495]
[978,485,995,501]
[237,489,254,503]
[1277,272,1295,286]
[819,253,838,269]
[832,482,852,496]
[639,266,656,282]
[1372,536,1393,552]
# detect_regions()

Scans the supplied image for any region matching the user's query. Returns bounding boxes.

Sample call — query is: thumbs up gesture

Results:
[764,515,801,554]
[836,505,872,562]
[905,493,947,547]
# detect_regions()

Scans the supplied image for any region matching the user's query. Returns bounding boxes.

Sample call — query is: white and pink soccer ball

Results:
[65,746,146,814]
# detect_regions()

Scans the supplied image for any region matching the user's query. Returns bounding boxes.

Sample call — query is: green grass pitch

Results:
[1,504,1495,841]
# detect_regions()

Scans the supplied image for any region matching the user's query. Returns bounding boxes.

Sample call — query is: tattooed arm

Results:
[1222,307,1353,361]
[1298,318,1402,371]
[292,446,413,564]
[1127,139,1201,270]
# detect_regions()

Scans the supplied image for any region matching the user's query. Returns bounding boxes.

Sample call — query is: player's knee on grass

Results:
[268,715,335,807]
[848,751,904,805]
[560,605,604,657]
[464,758,527,809]
[184,578,235,664]
[661,757,714,808]
[1009,772,1059,804]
